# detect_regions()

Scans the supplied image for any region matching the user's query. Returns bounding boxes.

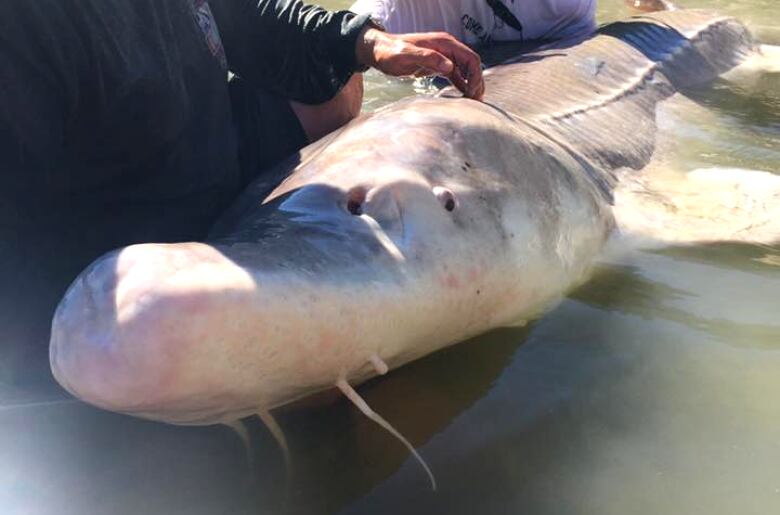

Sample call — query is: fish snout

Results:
[350,181,460,240]
[49,249,144,411]
[49,244,213,414]
[362,186,404,233]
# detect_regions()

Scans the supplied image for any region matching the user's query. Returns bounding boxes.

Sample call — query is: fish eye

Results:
[345,187,367,215]
[433,187,457,212]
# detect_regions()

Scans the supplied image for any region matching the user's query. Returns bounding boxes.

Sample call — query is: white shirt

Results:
[350,0,597,46]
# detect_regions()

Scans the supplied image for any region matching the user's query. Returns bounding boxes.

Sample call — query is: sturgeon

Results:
[49,10,755,484]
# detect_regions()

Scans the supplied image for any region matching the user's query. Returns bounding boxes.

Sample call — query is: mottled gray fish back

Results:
[453,10,754,173]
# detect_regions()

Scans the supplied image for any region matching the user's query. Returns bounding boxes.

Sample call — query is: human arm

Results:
[209,0,374,103]
[209,0,483,102]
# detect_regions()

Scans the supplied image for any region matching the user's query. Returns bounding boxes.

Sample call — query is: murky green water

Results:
[2,1,778,514]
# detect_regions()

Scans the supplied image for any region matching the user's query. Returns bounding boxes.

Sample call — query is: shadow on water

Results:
[647,242,780,275]
[336,247,780,515]
[683,78,780,129]
[278,326,529,514]
[338,297,650,515]
[570,244,779,349]
[1,323,527,515]
[571,260,780,349]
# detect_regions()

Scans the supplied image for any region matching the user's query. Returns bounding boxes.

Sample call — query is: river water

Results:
[2,1,778,514]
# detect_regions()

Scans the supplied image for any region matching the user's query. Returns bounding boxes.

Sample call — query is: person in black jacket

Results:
[0,0,483,394]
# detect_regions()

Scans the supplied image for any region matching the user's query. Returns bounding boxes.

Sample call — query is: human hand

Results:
[355,28,485,100]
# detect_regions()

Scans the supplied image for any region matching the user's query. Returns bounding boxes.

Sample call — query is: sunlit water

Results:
[2,1,778,514]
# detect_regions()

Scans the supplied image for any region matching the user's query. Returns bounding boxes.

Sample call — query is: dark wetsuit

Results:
[0,0,371,391]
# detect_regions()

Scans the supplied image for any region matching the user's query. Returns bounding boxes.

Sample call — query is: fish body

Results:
[50,10,755,424]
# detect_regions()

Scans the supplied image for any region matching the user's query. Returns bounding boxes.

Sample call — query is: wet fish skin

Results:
[49,10,754,424]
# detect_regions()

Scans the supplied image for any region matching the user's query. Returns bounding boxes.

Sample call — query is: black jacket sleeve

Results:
[210,0,373,104]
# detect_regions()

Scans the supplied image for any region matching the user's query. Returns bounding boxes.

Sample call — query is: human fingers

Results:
[412,34,484,99]
[405,46,454,77]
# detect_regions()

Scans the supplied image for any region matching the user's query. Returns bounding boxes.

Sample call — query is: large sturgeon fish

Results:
[49,10,757,485]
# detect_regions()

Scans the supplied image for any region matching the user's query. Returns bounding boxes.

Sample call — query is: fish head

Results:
[49,98,610,424]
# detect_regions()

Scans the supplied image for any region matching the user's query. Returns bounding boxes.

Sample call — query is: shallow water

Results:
[2,1,778,514]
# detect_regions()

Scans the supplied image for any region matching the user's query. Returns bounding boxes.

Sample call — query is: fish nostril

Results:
[347,199,362,215]
[433,186,457,212]
[345,187,367,216]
